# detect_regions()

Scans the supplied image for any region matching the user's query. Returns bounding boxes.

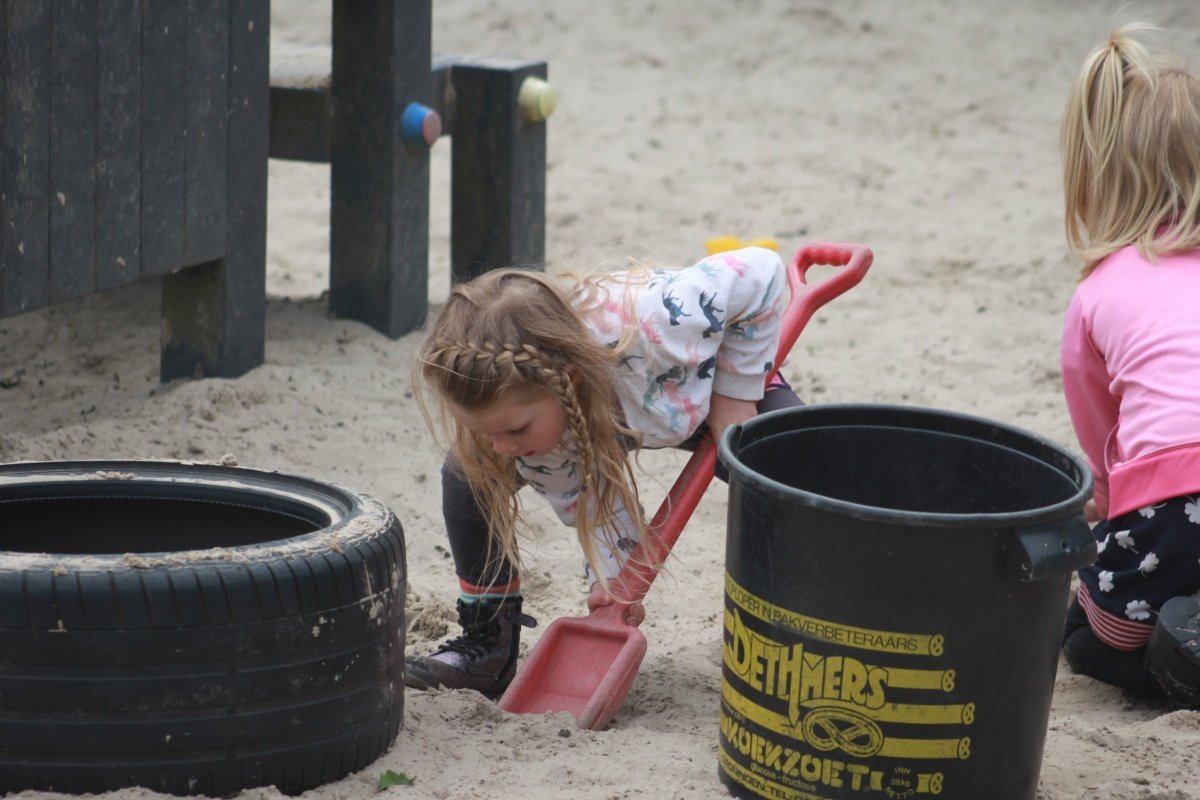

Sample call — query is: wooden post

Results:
[269,75,332,163]
[161,0,268,380]
[329,0,432,338]
[450,58,548,283]
[182,0,231,269]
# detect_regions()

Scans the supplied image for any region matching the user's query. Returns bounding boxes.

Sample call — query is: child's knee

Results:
[1061,625,1095,674]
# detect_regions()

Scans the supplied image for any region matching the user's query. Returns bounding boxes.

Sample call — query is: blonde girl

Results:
[1059,24,1200,709]
[405,246,800,698]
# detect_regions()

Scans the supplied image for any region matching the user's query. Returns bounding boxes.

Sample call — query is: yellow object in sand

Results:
[705,236,779,255]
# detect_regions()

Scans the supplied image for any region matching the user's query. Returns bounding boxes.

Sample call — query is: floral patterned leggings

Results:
[1062,494,1200,696]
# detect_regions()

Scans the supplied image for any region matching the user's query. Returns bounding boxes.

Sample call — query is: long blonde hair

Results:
[417,268,654,588]
[1062,23,1200,278]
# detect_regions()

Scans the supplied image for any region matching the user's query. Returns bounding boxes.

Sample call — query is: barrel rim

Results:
[717,403,1094,528]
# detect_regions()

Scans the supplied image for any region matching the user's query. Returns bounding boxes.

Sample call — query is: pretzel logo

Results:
[800,707,884,758]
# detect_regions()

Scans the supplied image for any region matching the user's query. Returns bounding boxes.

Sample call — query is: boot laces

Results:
[435,623,500,660]
[433,602,532,661]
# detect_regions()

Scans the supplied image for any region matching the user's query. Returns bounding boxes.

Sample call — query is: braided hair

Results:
[417,269,652,589]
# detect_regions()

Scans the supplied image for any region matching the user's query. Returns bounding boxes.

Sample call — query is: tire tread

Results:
[0,463,405,795]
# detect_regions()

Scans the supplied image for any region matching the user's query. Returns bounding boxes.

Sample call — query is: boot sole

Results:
[1148,596,1200,709]
[404,660,512,700]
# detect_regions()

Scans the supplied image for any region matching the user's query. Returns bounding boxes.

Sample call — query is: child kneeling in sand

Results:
[405,247,802,698]
[1058,23,1200,709]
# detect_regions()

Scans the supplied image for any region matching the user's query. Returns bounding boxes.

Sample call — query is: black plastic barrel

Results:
[716,405,1095,800]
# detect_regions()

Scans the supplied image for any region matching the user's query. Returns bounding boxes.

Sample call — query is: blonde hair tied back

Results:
[1062,23,1200,277]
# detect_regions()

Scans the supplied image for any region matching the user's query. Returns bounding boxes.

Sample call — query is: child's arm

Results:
[695,247,786,441]
[707,394,758,444]
[515,455,640,581]
[584,497,647,625]
[1061,295,1118,517]
[583,499,642,583]
[702,247,787,402]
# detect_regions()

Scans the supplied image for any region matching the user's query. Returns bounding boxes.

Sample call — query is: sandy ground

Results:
[3,1,1200,798]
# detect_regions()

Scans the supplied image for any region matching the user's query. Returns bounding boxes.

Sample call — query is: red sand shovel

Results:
[497,242,873,730]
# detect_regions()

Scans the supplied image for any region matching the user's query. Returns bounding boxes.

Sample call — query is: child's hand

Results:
[588,581,646,627]
[707,393,758,446]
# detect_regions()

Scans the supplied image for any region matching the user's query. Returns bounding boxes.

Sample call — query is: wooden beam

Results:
[96,0,142,291]
[1,3,51,316]
[161,0,267,381]
[48,0,98,304]
[140,0,186,278]
[328,0,432,338]
[183,0,230,267]
[450,58,548,283]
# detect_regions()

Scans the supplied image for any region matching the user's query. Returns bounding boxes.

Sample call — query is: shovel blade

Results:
[498,614,648,730]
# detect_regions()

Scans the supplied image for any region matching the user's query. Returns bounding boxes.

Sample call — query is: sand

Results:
[2,1,1200,798]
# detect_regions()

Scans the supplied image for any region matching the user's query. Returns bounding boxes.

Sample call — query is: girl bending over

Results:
[407,247,801,698]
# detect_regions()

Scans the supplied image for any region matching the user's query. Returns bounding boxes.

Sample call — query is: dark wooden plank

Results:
[48,0,98,304]
[269,49,332,163]
[450,58,548,283]
[329,0,431,338]
[161,0,268,381]
[139,0,186,278]
[269,83,332,163]
[183,0,229,266]
[95,0,142,290]
[1,3,51,317]
[161,257,223,380]
[0,0,6,315]
[218,0,268,374]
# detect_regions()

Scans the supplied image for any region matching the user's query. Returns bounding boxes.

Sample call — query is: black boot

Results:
[405,597,536,699]
[1147,595,1200,710]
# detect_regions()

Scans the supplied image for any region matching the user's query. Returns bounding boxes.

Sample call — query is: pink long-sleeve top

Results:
[1060,245,1200,518]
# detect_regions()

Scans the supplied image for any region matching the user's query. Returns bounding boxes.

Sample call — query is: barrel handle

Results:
[999,517,1097,581]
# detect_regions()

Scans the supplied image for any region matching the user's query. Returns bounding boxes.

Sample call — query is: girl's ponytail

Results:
[1062,24,1200,276]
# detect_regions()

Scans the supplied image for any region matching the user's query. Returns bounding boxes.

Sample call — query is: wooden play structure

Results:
[0,1,269,381]
[0,0,550,381]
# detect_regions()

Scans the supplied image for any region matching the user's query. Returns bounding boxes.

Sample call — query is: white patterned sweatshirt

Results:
[513,246,785,580]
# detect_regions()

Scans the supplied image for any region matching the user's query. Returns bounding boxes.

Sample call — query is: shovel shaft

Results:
[608,439,719,603]
[609,242,873,607]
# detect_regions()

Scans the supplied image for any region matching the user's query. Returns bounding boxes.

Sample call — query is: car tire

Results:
[0,460,406,796]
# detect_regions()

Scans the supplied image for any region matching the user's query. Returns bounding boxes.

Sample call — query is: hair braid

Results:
[535,357,595,489]
[425,337,599,489]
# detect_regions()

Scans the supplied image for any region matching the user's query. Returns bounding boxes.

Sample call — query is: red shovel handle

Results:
[605,243,872,609]
[782,242,873,360]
